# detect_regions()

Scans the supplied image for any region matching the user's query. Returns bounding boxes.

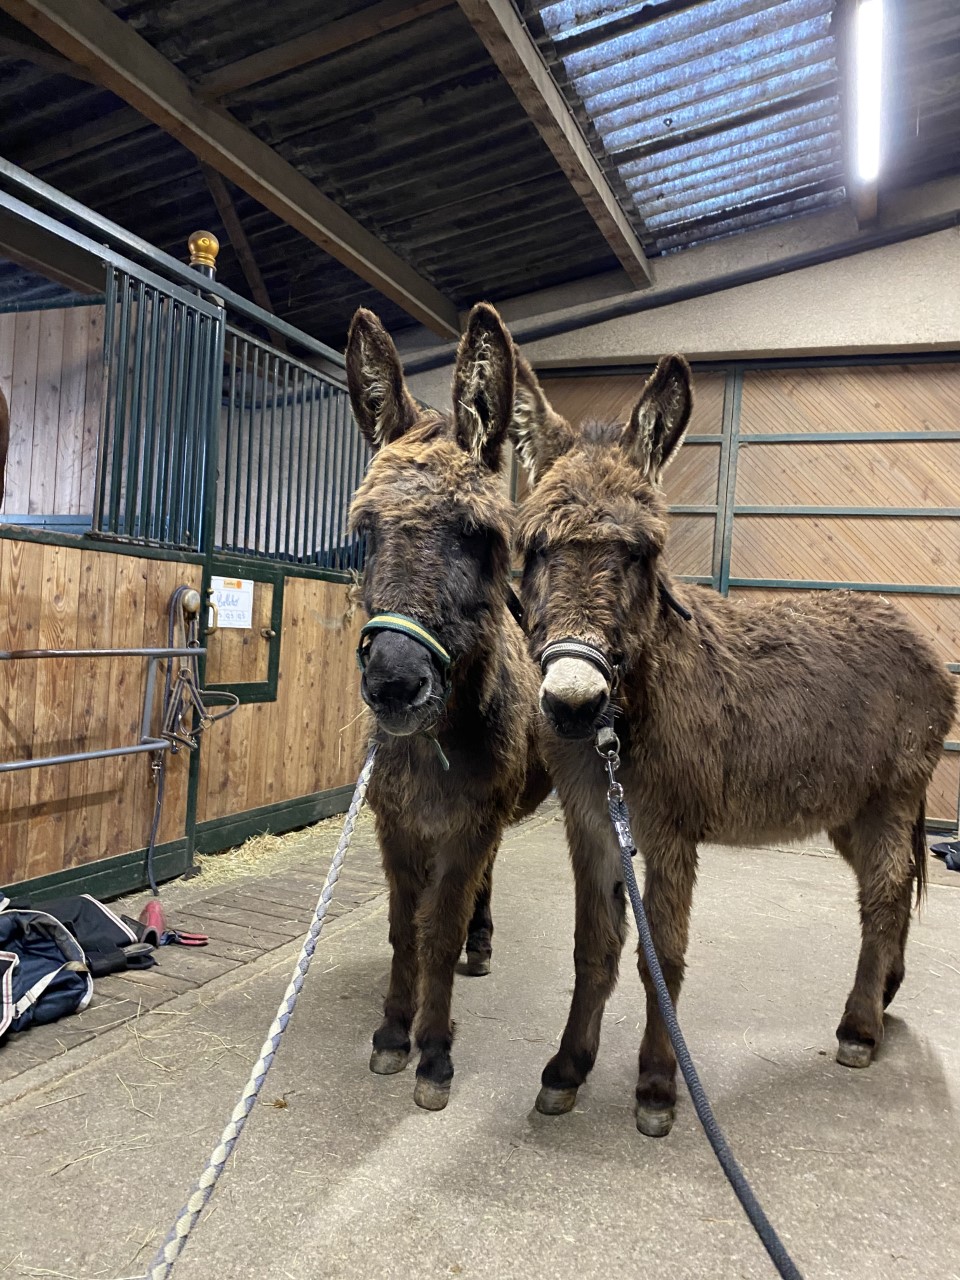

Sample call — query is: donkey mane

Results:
[580,418,624,446]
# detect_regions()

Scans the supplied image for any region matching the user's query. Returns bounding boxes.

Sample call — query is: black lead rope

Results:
[597,727,804,1280]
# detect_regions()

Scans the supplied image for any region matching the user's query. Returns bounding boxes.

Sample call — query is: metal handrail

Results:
[0,646,206,773]
[0,647,204,660]
[0,156,346,368]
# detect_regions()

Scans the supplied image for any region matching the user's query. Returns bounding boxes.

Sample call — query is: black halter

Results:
[539,579,693,688]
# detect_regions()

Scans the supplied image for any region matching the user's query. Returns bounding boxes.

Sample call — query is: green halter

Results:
[356,612,452,677]
[356,613,453,770]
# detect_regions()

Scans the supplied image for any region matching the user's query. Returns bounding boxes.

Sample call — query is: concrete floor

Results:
[2,812,959,1280]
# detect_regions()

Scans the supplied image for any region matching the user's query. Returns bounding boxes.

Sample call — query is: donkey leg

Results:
[833,814,915,1069]
[464,858,495,977]
[635,841,697,1137]
[413,837,494,1111]
[537,816,625,1116]
[371,851,426,1076]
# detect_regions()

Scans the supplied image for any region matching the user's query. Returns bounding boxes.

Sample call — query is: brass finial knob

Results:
[188,230,219,270]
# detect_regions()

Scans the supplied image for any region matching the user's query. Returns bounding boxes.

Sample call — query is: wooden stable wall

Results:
[197,575,367,831]
[730,363,960,826]
[0,305,104,520]
[539,361,960,827]
[0,538,200,889]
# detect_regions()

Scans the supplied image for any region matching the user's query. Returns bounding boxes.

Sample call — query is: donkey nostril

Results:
[541,686,608,733]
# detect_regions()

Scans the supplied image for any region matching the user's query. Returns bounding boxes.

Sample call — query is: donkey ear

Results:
[621,355,693,480]
[452,302,514,471]
[345,308,418,451]
[510,353,576,486]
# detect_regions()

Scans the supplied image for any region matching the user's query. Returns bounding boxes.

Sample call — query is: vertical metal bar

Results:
[301,377,313,561]
[711,370,735,591]
[304,376,320,562]
[154,295,177,543]
[281,361,294,560]
[107,272,133,532]
[123,280,147,537]
[717,368,743,597]
[222,331,237,550]
[243,342,258,553]
[293,368,308,563]
[181,309,204,548]
[140,286,162,542]
[200,311,226,557]
[345,393,362,569]
[311,383,327,564]
[316,385,334,566]
[231,335,245,552]
[167,303,190,546]
[263,353,277,558]
[332,390,350,572]
[256,350,271,555]
[290,365,304,560]
[93,266,118,532]
[324,390,339,571]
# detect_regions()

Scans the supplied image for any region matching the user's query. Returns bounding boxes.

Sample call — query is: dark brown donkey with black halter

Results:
[507,349,955,1137]
[345,303,550,1111]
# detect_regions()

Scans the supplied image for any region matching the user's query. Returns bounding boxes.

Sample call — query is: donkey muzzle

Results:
[360,630,444,735]
[539,639,614,739]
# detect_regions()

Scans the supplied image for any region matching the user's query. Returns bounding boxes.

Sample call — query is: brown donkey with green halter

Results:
[345,303,550,1111]
[507,351,955,1137]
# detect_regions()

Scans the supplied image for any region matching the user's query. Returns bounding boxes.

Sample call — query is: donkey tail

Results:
[912,798,928,908]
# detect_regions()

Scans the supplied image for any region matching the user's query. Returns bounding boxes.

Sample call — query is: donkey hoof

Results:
[414,1076,451,1111]
[836,1039,873,1069]
[535,1085,578,1115]
[635,1104,676,1138]
[465,950,491,976]
[370,1048,410,1075]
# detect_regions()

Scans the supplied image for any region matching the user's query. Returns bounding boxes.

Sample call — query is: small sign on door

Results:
[210,576,254,629]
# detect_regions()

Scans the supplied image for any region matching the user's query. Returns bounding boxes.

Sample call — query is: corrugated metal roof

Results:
[0,1,618,346]
[531,0,847,251]
[0,0,958,343]
[885,0,960,191]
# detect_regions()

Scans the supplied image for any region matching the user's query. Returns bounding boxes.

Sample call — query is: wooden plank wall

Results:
[731,362,960,825]
[197,575,367,823]
[0,306,105,519]
[0,538,201,886]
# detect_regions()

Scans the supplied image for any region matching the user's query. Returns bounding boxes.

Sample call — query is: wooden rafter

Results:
[200,163,288,351]
[455,0,652,289]
[195,0,452,101]
[0,0,460,338]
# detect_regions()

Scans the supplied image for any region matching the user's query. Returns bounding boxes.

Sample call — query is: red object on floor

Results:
[138,899,167,936]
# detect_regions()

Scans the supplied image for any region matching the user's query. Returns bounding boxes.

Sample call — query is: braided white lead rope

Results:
[144,742,379,1280]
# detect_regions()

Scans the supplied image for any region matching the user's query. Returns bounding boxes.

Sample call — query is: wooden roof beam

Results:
[0,0,460,338]
[455,0,652,289]
[200,163,288,351]
[195,0,452,102]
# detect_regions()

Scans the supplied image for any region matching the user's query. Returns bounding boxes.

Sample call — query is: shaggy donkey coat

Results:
[346,303,550,1110]
[508,351,955,1137]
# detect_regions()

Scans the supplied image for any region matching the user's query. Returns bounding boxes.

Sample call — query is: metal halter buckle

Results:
[595,723,623,802]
